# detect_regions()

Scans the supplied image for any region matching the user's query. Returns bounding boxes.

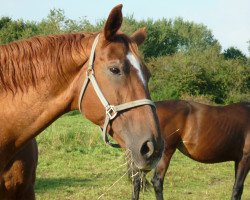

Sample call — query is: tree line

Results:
[0,9,249,104]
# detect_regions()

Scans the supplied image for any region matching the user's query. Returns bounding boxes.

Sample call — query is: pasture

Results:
[35,113,250,200]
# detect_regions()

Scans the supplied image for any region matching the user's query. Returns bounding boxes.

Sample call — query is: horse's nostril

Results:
[140,141,154,159]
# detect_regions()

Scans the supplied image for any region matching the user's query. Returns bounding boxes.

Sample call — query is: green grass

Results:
[35,113,250,200]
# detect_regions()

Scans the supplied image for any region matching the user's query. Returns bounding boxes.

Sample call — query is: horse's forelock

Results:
[113,33,152,84]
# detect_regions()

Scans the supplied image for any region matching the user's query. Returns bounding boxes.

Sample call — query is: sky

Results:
[1,0,249,55]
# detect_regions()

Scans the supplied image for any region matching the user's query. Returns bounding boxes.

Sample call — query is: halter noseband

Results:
[78,34,155,148]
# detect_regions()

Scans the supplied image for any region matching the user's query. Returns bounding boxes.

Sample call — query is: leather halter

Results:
[78,34,155,148]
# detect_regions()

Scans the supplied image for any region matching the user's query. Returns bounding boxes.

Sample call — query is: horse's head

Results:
[78,5,164,171]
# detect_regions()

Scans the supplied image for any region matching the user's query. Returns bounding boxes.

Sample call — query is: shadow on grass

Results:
[35,177,95,193]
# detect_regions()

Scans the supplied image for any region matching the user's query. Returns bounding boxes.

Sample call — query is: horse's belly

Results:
[177,142,236,163]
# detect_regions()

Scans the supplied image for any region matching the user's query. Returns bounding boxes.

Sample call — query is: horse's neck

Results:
[0,34,93,159]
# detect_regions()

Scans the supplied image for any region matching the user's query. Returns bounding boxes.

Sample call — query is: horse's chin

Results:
[133,156,160,171]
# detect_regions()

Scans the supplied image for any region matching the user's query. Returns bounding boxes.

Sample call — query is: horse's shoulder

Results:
[184,100,208,114]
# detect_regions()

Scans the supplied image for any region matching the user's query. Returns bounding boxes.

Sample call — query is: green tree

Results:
[37,9,66,35]
[121,17,220,59]
[0,17,12,29]
[140,18,181,58]
[0,17,38,44]
[223,46,247,62]
[37,9,97,35]
[172,18,220,53]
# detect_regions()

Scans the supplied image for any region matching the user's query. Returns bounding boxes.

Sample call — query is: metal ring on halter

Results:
[106,105,117,120]
[78,33,156,148]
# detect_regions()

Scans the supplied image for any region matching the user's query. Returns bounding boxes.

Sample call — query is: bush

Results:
[147,46,250,104]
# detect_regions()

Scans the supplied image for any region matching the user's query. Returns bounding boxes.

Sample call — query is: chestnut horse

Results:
[0,139,37,200]
[132,100,250,200]
[0,4,164,199]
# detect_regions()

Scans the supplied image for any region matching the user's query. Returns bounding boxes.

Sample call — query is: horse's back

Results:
[0,139,38,200]
[189,101,250,132]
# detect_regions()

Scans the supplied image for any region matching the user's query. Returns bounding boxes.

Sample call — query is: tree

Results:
[147,44,249,104]
[37,9,97,35]
[0,17,12,29]
[120,17,220,59]
[223,47,247,62]
[0,17,38,44]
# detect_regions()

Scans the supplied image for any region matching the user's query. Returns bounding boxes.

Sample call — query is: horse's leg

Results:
[1,139,38,200]
[231,154,250,200]
[131,172,141,200]
[234,162,239,178]
[151,149,176,200]
[16,169,36,200]
[17,184,36,200]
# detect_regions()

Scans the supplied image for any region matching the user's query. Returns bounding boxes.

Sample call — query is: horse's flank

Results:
[179,101,248,162]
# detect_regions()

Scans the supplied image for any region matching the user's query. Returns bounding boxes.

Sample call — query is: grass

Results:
[35,113,250,200]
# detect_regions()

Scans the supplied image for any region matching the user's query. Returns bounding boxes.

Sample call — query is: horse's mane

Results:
[0,33,92,93]
[0,32,148,93]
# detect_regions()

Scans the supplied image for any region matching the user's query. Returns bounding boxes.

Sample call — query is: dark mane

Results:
[0,33,92,93]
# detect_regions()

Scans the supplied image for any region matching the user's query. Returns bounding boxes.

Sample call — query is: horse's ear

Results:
[104,4,123,41]
[131,27,147,46]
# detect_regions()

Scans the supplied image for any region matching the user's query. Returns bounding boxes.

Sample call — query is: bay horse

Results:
[0,4,164,199]
[132,100,250,200]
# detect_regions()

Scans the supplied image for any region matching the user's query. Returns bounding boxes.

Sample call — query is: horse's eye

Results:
[109,67,121,75]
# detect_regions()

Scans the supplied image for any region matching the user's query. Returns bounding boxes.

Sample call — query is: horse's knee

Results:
[151,173,163,192]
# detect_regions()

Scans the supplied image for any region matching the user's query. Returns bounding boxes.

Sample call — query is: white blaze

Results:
[126,52,146,86]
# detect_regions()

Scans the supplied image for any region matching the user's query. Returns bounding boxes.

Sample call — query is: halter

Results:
[78,34,155,148]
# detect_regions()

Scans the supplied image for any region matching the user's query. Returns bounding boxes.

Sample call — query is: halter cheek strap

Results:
[78,34,156,148]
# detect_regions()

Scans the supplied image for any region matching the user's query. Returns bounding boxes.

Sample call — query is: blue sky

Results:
[1,0,249,55]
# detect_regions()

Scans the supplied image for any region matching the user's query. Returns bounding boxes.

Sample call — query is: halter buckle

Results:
[86,68,94,77]
[106,105,117,120]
